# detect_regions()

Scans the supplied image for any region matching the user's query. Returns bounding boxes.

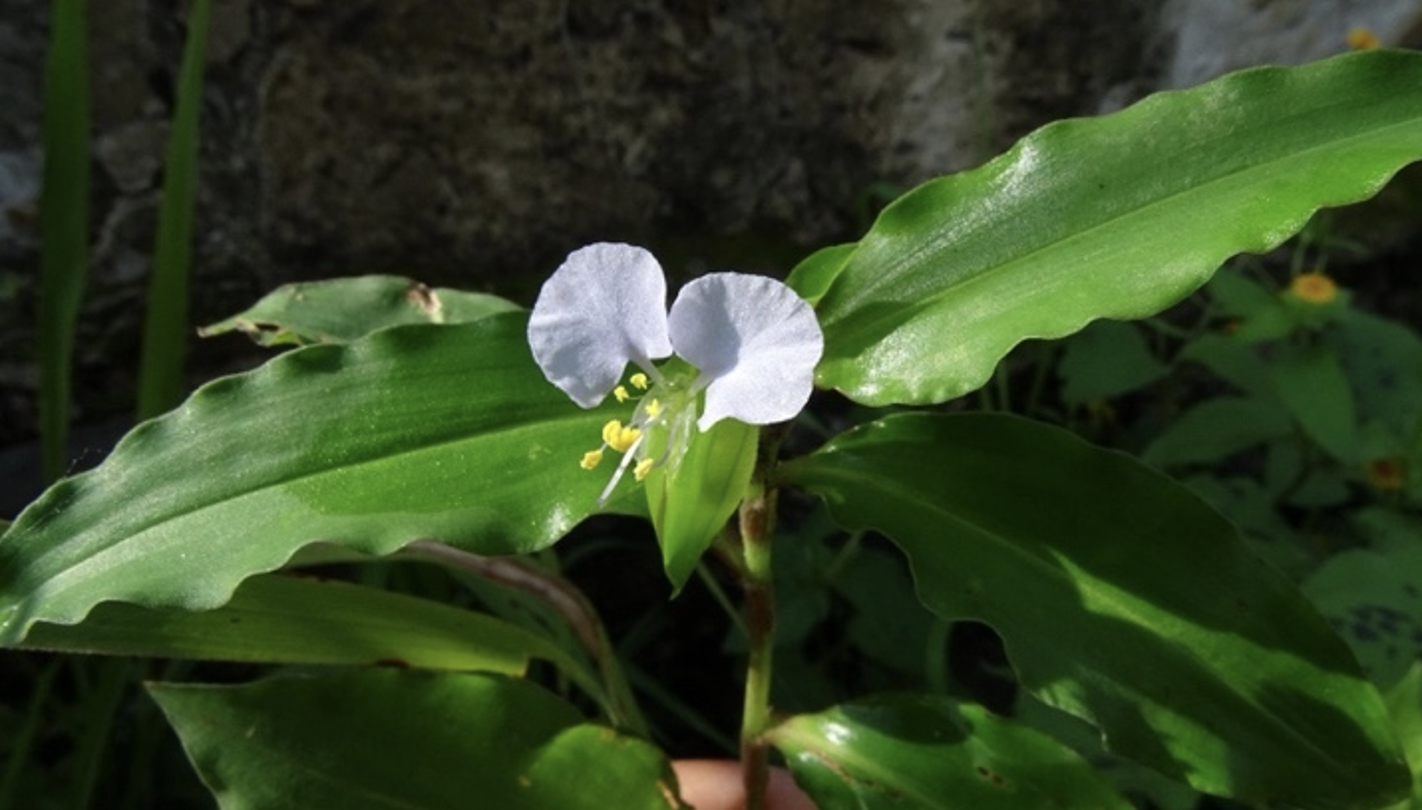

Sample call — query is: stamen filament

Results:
[597,434,646,506]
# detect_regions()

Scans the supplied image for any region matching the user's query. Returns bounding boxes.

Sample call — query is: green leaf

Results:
[1178,332,1277,400]
[1271,344,1358,463]
[767,694,1132,810]
[0,314,638,646]
[785,243,856,306]
[1181,474,1311,576]
[18,573,571,678]
[36,0,90,482]
[135,0,208,419]
[149,671,684,810]
[1205,270,1294,343]
[812,51,1422,406]
[1384,664,1422,809]
[1141,396,1293,467]
[838,547,935,678]
[1056,320,1168,406]
[645,416,757,592]
[782,412,1407,809]
[1333,308,1422,441]
[1303,545,1422,689]
[198,275,521,346]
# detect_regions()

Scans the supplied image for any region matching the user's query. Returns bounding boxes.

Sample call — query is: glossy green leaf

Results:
[149,671,684,810]
[811,51,1422,406]
[785,243,855,306]
[17,573,584,680]
[645,415,757,592]
[0,314,639,646]
[768,694,1132,810]
[782,413,1407,808]
[198,275,520,346]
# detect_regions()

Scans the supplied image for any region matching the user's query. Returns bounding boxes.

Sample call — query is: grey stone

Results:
[1,0,1420,448]
[1161,0,1422,88]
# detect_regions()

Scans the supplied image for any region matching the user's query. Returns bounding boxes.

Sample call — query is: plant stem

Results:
[739,473,778,810]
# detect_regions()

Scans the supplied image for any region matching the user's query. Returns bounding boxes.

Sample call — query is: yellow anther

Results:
[601,420,641,453]
[614,386,630,403]
[645,398,663,419]
[1288,272,1338,305]
[630,373,649,390]
[634,458,655,482]
[580,450,604,470]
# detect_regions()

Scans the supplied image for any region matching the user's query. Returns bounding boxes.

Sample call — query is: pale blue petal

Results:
[667,272,823,431]
[528,243,674,408]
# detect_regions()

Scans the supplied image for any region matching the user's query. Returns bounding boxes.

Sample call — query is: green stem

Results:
[37,0,90,483]
[739,466,779,810]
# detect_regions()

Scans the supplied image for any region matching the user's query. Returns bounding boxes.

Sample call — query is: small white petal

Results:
[667,272,823,431]
[528,243,674,408]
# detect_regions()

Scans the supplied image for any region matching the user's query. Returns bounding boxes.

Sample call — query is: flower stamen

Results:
[580,450,604,470]
[598,433,646,505]
[602,420,642,453]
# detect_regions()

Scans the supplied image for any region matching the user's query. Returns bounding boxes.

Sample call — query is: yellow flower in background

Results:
[1288,272,1339,305]
[1346,28,1381,50]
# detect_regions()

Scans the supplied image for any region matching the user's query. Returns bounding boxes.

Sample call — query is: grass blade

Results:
[36,0,91,481]
[136,0,209,419]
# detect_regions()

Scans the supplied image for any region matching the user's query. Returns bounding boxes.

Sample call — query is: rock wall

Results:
[1,0,1420,443]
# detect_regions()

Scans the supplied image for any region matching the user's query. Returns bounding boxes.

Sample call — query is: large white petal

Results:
[527,243,674,408]
[668,272,823,431]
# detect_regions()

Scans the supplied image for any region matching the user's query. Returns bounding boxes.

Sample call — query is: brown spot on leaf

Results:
[407,282,444,322]
[976,765,1006,786]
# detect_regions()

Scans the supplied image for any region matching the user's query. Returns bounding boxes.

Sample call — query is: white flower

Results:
[528,242,823,503]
